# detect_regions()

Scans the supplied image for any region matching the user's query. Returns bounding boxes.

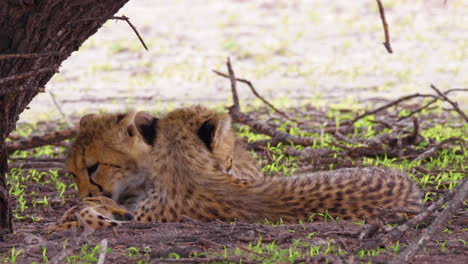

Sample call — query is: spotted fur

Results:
[57,106,421,232]
[44,196,132,233]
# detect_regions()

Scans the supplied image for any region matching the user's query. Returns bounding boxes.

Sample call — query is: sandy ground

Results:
[20,0,468,121]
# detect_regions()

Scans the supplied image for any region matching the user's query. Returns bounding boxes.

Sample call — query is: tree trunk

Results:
[0,0,131,236]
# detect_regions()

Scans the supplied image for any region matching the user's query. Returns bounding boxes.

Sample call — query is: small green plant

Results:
[436,240,447,252]
[3,248,23,264]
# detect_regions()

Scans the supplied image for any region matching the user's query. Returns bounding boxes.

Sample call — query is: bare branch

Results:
[430,84,468,122]
[390,178,468,263]
[375,0,393,53]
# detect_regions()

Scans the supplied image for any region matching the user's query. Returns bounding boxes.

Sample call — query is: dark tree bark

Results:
[0,0,131,235]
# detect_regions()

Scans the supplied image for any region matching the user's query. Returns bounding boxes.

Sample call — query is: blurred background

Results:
[21,0,467,122]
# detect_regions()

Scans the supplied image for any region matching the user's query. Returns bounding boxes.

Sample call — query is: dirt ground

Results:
[2,101,467,263]
[20,0,467,121]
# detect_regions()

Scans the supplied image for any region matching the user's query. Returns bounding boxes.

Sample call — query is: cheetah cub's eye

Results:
[87,163,99,176]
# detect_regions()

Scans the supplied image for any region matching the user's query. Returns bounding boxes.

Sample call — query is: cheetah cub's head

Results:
[67,111,157,199]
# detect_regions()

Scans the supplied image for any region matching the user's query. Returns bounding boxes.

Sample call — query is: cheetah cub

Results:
[52,106,422,233]
[127,106,421,223]
[47,110,263,232]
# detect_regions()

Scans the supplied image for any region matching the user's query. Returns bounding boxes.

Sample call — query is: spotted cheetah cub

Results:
[67,110,262,207]
[47,110,263,233]
[126,106,421,223]
[54,106,421,233]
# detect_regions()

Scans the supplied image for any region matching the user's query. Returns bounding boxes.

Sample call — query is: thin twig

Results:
[49,91,72,127]
[375,0,392,53]
[382,187,458,244]
[230,110,318,146]
[237,245,270,258]
[213,70,299,123]
[0,51,65,60]
[97,239,108,264]
[390,178,468,263]
[150,256,256,264]
[0,65,58,85]
[73,15,148,51]
[430,84,468,122]
[352,93,437,123]
[397,88,468,121]
[226,58,240,110]
[413,137,465,161]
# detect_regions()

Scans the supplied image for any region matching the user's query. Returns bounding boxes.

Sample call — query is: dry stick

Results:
[397,88,468,121]
[375,0,392,53]
[390,178,468,264]
[226,58,240,110]
[220,59,319,145]
[97,239,108,264]
[352,93,437,124]
[0,65,58,85]
[49,91,73,127]
[382,186,458,244]
[213,70,299,123]
[430,84,468,122]
[6,128,77,154]
[413,137,465,161]
[73,15,148,51]
[150,257,256,264]
[112,15,149,51]
[0,51,65,60]
[230,109,318,146]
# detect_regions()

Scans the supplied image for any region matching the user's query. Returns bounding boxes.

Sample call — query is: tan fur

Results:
[44,196,132,233]
[57,106,421,232]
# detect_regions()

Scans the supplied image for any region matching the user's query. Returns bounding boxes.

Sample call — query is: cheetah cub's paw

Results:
[44,196,133,234]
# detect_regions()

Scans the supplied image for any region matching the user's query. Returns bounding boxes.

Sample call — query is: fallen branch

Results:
[213,69,298,123]
[150,256,257,264]
[352,93,436,123]
[375,0,392,53]
[97,239,108,264]
[390,178,468,263]
[430,84,468,122]
[230,109,317,146]
[381,184,459,244]
[413,137,465,161]
[6,128,77,154]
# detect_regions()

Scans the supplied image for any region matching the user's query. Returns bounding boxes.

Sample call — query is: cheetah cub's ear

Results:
[79,114,97,129]
[134,111,158,145]
[198,113,236,172]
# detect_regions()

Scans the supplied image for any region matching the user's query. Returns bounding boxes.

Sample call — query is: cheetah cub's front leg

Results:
[44,196,133,234]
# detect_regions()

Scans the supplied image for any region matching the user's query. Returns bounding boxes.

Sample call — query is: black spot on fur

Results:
[111,222,118,227]
[98,215,105,220]
[197,120,215,150]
